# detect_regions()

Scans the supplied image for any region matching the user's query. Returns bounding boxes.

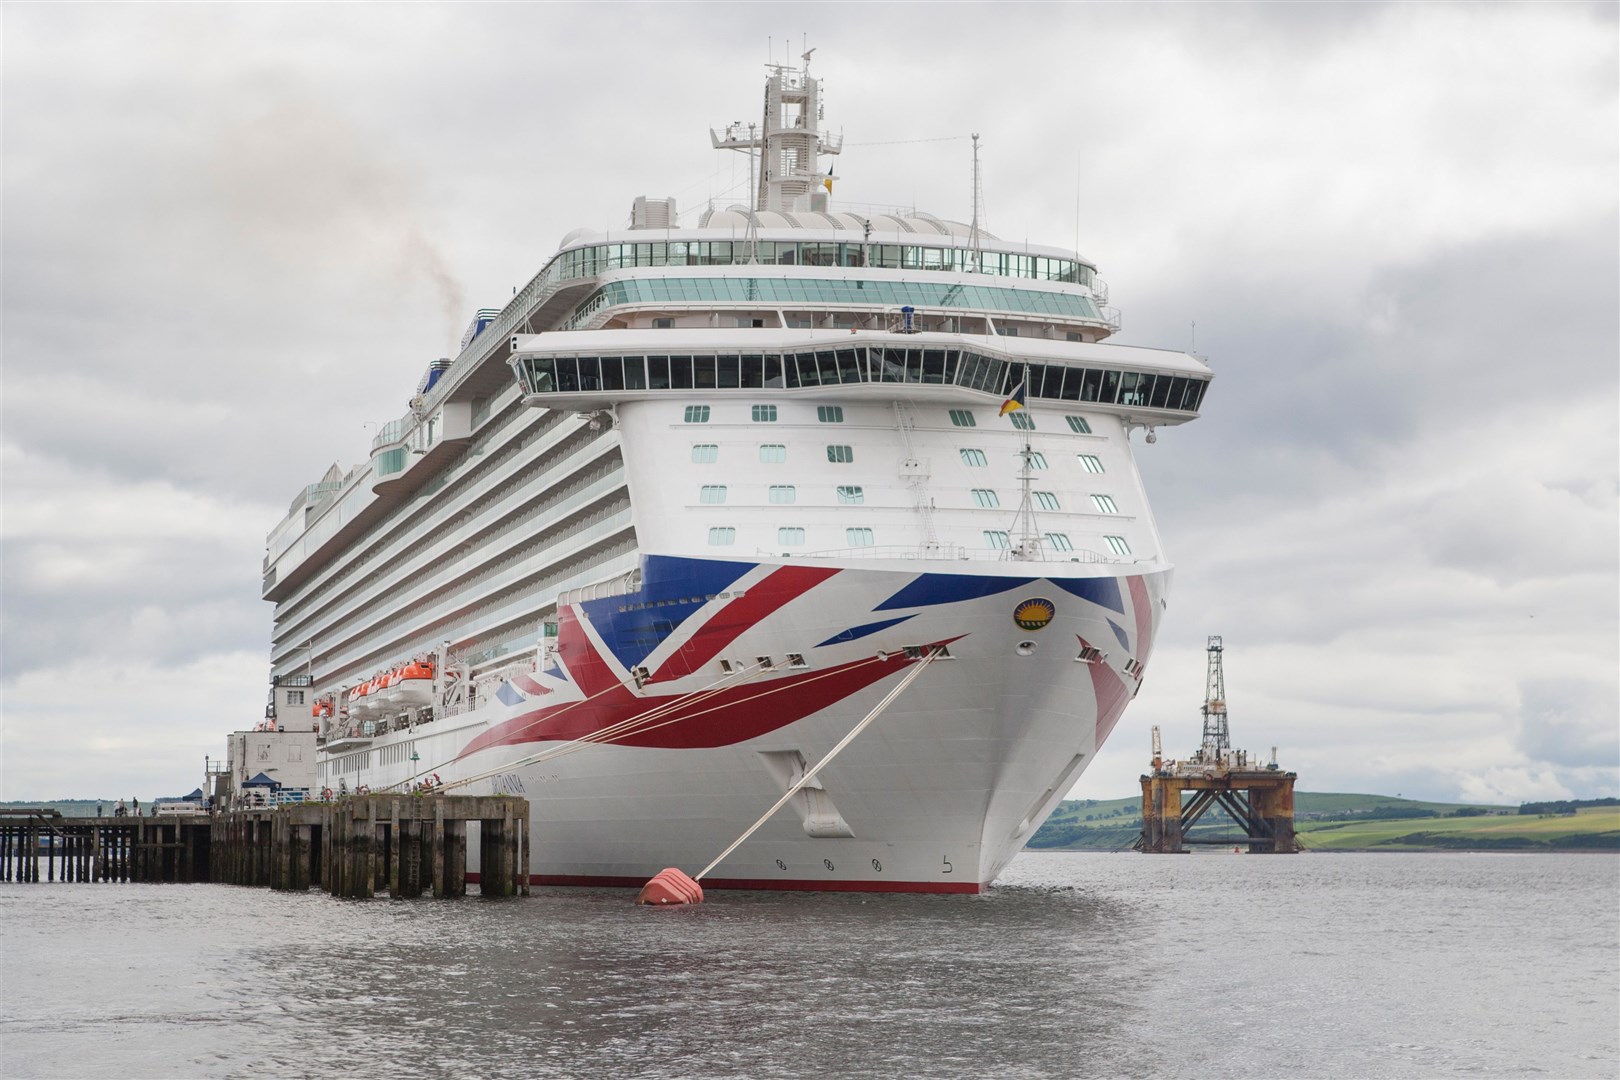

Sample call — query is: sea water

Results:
[2,851,1615,1079]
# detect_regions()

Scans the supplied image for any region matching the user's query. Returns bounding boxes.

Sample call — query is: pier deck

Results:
[0,796,530,898]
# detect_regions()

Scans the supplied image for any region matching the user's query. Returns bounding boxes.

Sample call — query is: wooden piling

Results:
[430,801,446,899]
[0,797,527,899]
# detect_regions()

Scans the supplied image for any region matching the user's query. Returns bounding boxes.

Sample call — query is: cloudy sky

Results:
[3,2,1615,804]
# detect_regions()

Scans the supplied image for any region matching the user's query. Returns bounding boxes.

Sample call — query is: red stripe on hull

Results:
[1127,574,1154,667]
[465,871,983,895]
[647,564,841,683]
[458,635,964,758]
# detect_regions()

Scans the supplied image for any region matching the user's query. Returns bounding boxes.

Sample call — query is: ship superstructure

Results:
[257,56,1212,892]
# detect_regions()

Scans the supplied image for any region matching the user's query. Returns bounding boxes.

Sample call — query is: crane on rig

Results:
[1200,635,1230,761]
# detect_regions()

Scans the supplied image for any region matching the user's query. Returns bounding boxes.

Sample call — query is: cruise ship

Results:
[258,57,1212,893]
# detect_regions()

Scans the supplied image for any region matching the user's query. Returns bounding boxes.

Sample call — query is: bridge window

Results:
[752,404,778,422]
[1045,532,1074,552]
[699,485,727,505]
[984,530,1011,550]
[971,489,1000,509]
[518,347,1208,419]
[768,485,796,504]
[760,444,786,463]
[1091,494,1118,513]
[1034,492,1061,511]
[960,448,988,467]
[836,485,864,505]
[1105,535,1131,555]
[1077,454,1104,473]
[1028,451,1049,469]
[827,445,854,464]
[684,405,710,423]
[778,527,805,545]
[846,528,875,547]
[708,527,736,546]
[691,444,718,464]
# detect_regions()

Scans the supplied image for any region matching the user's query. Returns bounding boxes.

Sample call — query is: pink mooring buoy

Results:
[636,867,704,905]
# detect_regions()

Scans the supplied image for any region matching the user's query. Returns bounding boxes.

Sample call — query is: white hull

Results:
[322,556,1166,892]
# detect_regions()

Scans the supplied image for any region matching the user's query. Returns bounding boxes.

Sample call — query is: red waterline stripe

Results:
[465,871,982,895]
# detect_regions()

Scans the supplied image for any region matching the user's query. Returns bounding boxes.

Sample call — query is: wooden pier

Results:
[0,796,529,898]
[0,808,210,884]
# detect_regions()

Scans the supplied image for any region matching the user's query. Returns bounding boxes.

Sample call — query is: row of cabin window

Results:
[523,351,1206,412]
[554,240,1094,285]
[692,443,1106,474]
[701,485,866,504]
[707,527,1131,554]
[685,405,843,424]
[698,485,1118,514]
[573,277,1101,331]
[687,403,1090,435]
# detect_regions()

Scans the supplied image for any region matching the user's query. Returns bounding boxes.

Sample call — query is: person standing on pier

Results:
[116,798,126,818]
[132,797,140,817]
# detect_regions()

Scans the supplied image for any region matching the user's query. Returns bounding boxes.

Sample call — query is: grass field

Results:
[1028,793,1617,852]
[1298,806,1620,850]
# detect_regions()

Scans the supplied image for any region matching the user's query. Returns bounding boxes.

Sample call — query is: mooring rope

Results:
[694,646,941,881]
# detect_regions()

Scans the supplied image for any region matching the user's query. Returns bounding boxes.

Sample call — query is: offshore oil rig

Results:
[1138,636,1298,853]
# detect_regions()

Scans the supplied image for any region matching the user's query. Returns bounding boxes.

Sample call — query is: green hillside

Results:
[1021,791,1599,852]
[1298,805,1620,851]
[0,799,119,818]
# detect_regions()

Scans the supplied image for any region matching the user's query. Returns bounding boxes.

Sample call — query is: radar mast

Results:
[711,50,844,213]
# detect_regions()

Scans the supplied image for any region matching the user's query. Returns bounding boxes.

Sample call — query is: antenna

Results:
[1075,151,1082,264]
[744,122,759,263]
[968,133,984,273]
[1005,366,1042,562]
[1010,434,1042,559]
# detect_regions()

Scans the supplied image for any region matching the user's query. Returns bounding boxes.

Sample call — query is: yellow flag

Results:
[823,177,834,194]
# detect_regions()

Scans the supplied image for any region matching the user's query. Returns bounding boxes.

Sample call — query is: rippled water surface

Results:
[3,852,1616,1078]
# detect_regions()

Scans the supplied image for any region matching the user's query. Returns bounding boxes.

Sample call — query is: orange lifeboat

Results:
[349,679,380,721]
[395,659,435,708]
[373,668,403,710]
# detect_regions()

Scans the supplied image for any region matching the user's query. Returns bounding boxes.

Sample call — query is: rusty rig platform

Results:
[1139,767,1298,853]
[1135,634,1300,853]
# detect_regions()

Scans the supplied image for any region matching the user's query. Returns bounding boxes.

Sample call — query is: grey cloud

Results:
[1516,677,1620,770]
[4,2,1616,805]
[1,536,268,677]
